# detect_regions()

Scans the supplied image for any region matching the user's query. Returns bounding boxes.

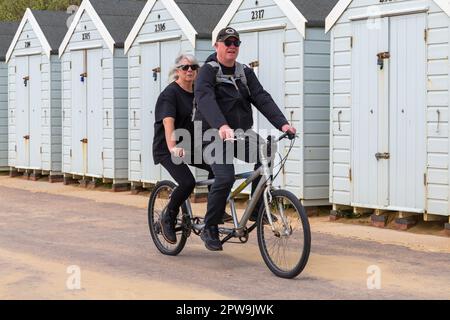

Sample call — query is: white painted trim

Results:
[124,0,198,54]
[351,203,425,214]
[448,12,450,216]
[5,9,53,62]
[124,0,156,53]
[325,0,351,33]
[69,42,103,51]
[349,6,429,21]
[212,0,308,46]
[59,0,115,57]
[326,0,450,33]
[212,0,244,46]
[14,50,42,57]
[434,0,450,16]
[237,23,287,34]
[138,34,182,44]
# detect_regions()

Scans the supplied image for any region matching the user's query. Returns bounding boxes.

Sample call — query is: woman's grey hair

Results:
[168,53,199,82]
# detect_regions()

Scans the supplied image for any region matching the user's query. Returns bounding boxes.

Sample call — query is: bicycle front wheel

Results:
[257,189,311,279]
[148,181,188,256]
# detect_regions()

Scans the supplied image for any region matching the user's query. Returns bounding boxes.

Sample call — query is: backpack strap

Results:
[207,61,251,96]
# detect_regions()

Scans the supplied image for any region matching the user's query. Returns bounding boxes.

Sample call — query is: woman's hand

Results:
[170,147,185,158]
[219,124,234,141]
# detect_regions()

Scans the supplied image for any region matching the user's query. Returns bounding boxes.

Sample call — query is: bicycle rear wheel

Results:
[148,181,189,256]
[257,189,311,279]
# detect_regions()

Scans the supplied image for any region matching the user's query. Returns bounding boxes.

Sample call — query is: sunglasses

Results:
[178,64,199,71]
[222,39,242,47]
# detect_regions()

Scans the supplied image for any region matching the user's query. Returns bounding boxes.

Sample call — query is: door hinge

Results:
[139,153,142,163]
[424,173,427,186]
[40,63,42,71]
[70,149,72,157]
[349,168,352,182]
[69,61,72,70]
[40,146,42,154]
[350,36,353,49]
[283,42,286,54]
[424,29,428,42]
[138,55,141,64]
[101,151,104,161]
[15,145,17,152]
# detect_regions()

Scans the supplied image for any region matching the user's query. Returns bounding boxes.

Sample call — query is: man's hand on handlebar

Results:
[281,124,297,140]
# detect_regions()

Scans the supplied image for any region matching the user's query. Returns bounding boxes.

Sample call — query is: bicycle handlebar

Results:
[276,131,297,142]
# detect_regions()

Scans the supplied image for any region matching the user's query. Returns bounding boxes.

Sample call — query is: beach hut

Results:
[124,0,231,189]
[212,0,338,205]
[326,0,450,226]
[0,22,19,172]
[59,0,146,190]
[6,10,68,181]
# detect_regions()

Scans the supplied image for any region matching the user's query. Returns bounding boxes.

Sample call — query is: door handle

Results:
[249,61,260,69]
[23,76,29,87]
[152,67,161,81]
[80,138,88,143]
[80,72,87,82]
[377,52,390,70]
[375,153,390,160]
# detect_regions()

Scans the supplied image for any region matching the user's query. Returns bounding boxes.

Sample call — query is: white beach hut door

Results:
[86,49,103,177]
[237,30,285,186]
[351,18,389,208]
[388,14,426,211]
[257,29,285,188]
[352,14,427,211]
[71,50,87,175]
[142,42,160,183]
[159,40,181,181]
[234,32,257,191]
[29,54,42,169]
[15,56,29,168]
[141,40,180,183]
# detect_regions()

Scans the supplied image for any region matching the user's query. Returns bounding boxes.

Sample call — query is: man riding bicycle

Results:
[194,27,297,251]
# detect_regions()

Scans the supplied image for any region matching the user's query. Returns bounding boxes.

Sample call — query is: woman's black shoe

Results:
[160,209,178,244]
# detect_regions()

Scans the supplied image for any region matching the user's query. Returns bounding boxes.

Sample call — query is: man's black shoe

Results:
[221,212,234,223]
[160,209,178,244]
[200,225,223,251]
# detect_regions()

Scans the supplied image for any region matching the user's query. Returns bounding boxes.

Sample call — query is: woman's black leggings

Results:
[160,157,214,213]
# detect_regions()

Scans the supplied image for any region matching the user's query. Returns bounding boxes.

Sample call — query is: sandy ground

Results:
[0,175,449,300]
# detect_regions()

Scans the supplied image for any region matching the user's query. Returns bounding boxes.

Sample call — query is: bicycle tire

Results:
[148,180,189,256]
[257,189,311,279]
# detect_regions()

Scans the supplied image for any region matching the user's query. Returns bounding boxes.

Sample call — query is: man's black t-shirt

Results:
[152,82,194,164]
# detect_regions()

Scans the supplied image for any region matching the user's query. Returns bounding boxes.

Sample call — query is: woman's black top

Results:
[153,82,194,164]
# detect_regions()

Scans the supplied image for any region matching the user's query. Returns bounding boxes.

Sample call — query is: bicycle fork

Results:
[263,187,290,237]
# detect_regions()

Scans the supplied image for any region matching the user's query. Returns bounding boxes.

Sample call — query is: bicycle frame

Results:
[183,132,290,241]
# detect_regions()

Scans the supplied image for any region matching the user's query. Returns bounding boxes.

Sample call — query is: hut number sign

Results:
[155,23,166,32]
[251,9,264,20]
[82,32,90,40]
